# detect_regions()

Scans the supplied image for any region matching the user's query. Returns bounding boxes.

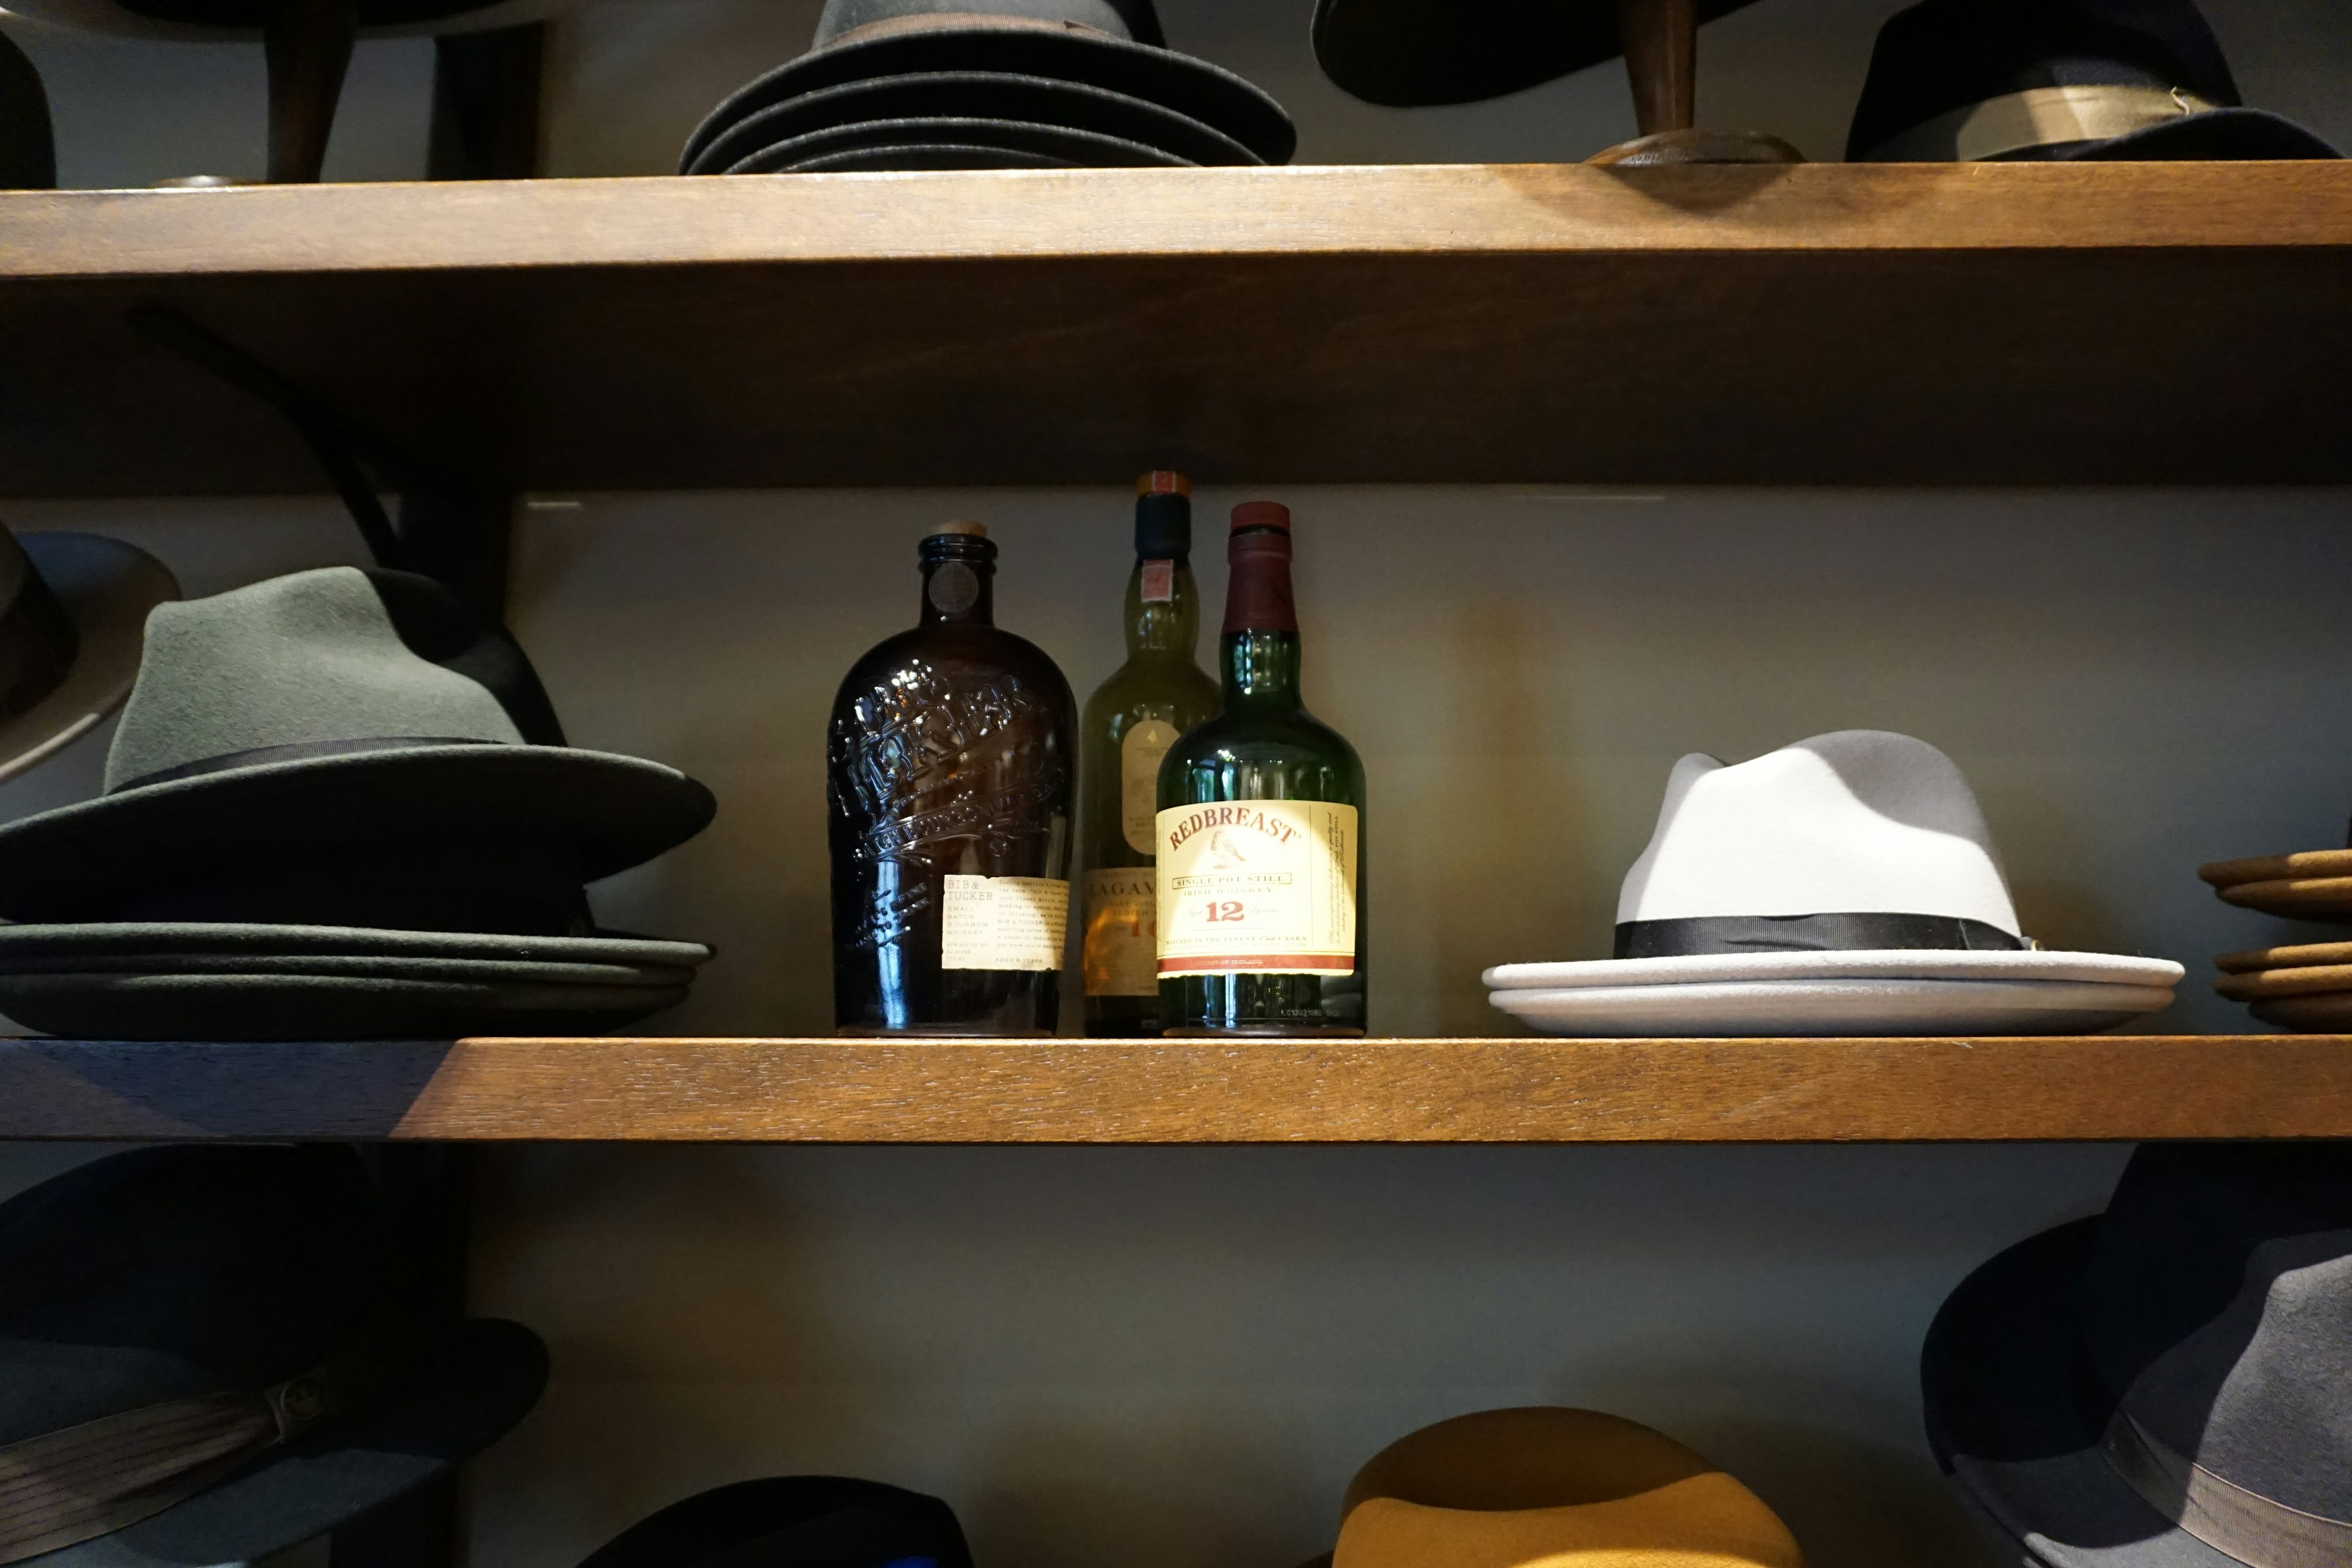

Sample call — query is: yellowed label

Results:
[1155,800,1358,976]
[940,875,1068,971]
[1082,867,1158,997]
[1120,719,1179,854]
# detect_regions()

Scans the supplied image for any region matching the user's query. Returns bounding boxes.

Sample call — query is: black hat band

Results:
[1860,84,2218,160]
[2101,1408,2352,1568]
[1615,912,2027,959]
[111,734,500,795]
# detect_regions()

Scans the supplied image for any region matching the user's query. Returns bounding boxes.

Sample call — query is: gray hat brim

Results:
[24,1318,546,1568]
[0,537,178,788]
[0,745,715,922]
[1921,1219,2241,1568]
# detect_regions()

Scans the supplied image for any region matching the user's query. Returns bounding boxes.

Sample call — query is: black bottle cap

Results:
[1135,471,1191,559]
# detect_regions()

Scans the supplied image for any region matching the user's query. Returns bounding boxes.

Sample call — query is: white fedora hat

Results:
[1487,731,2180,1035]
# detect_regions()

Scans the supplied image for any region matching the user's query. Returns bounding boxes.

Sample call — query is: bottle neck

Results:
[919,554,995,627]
[1123,556,1200,660]
[1222,628,1302,707]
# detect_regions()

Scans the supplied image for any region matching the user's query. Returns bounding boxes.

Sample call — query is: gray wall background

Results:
[3,1,2350,1565]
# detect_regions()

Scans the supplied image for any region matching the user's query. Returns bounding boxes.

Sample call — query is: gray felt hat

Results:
[0,567,714,927]
[1923,1141,2352,1568]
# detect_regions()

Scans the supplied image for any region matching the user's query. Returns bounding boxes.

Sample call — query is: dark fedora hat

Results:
[0,28,53,190]
[0,566,714,929]
[0,525,178,786]
[578,1476,976,1568]
[1923,1141,2352,1568]
[680,0,1293,173]
[1849,0,2340,162]
[0,1144,545,1567]
[1311,0,1763,110]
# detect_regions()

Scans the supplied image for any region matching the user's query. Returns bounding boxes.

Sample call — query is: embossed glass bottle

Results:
[1156,503,1367,1035]
[827,522,1076,1035]
[1079,473,1220,1037]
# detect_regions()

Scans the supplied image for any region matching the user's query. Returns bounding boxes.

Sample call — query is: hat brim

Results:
[1921,1220,2239,1568]
[1310,0,1760,108]
[1484,950,2184,990]
[681,25,1294,170]
[0,969,693,1041]
[0,0,578,42]
[0,746,717,922]
[0,536,177,788]
[0,922,712,966]
[1488,977,2173,1036]
[2039,108,2340,162]
[720,115,1193,173]
[28,1317,547,1568]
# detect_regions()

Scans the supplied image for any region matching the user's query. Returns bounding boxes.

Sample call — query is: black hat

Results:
[1311,0,1762,109]
[0,27,53,190]
[1923,1141,2352,1568]
[0,524,178,786]
[0,1145,545,1567]
[680,0,1293,174]
[1849,0,2339,162]
[0,566,714,930]
[578,1476,976,1568]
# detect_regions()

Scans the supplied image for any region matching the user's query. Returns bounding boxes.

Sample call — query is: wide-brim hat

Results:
[1310,0,1762,109]
[1846,0,2339,162]
[680,0,1294,173]
[0,0,576,42]
[0,566,714,925]
[1321,1407,1804,1568]
[576,1476,975,1568]
[1923,1142,2352,1568]
[2,1145,547,1568]
[0,533,178,787]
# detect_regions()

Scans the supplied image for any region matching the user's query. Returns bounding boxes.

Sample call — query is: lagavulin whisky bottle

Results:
[827,521,1077,1034]
[1079,472,1220,1036]
[1156,502,1366,1035]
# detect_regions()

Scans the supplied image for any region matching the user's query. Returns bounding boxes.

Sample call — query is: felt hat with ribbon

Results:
[0,565,714,932]
[0,523,178,786]
[577,1475,975,1568]
[1924,1140,2352,1568]
[0,1144,545,1567]
[1847,0,2339,163]
[1309,1406,1803,1568]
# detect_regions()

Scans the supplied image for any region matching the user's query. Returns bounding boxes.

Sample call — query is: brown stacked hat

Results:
[2199,847,2352,1031]
[1306,1407,1804,1568]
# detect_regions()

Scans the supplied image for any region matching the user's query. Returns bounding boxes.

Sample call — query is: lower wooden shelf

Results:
[0,1035,2342,1144]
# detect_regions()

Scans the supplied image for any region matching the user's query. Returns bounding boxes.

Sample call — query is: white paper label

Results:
[940,875,1069,971]
[1083,867,1159,997]
[1155,800,1358,976]
[1120,719,1180,855]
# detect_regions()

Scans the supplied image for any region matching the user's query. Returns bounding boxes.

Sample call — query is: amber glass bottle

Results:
[1079,473,1221,1036]
[826,522,1076,1034]
[1156,503,1366,1035]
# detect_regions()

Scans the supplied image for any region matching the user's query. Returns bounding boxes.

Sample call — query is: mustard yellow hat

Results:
[1325,1408,1804,1568]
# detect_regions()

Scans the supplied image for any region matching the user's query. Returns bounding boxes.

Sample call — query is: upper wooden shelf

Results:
[1,162,2347,496]
[3,1035,2346,1144]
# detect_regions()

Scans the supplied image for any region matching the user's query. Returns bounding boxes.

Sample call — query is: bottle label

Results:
[1140,559,1175,603]
[1082,868,1158,997]
[941,875,1068,971]
[1120,720,1180,855]
[1155,801,1358,976]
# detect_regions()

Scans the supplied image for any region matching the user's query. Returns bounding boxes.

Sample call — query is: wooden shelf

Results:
[3,1035,2346,1144]
[2,162,2347,496]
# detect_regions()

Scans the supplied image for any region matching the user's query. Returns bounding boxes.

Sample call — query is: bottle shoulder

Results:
[1161,706,1365,793]
[1082,657,1221,726]
[834,624,1075,716]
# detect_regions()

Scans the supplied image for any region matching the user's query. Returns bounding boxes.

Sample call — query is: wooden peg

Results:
[1616,0,1695,137]
[264,0,358,184]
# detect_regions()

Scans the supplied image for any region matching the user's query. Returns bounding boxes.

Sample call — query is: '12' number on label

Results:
[1205,900,1245,922]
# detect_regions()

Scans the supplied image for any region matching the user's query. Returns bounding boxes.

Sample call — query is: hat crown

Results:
[2082,1144,2352,1519]
[813,0,1162,48]
[102,567,543,794]
[1617,729,2019,935]
[1847,0,2242,159]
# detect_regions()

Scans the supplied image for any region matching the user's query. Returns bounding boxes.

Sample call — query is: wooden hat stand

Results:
[1587,0,1798,165]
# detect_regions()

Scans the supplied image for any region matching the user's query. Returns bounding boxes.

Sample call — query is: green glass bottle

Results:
[1155,502,1367,1036]
[1079,472,1221,1037]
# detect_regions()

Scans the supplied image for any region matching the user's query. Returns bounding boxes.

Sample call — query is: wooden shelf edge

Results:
[1,1035,2342,1145]
[2,162,2347,284]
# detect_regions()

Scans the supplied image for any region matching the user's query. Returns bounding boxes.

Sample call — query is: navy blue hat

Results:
[0,1145,546,1567]
[1922,1142,2352,1568]
[578,1476,976,1568]
[1849,0,2339,162]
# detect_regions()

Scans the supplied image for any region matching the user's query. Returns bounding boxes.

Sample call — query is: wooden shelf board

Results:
[1,162,2348,496]
[3,1035,2345,1144]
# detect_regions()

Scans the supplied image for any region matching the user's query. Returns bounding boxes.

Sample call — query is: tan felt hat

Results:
[2211,876,2352,921]
[2248,993,2352,1031]
[2215,964,2352,1001]
[1329,1408,1804,1568]
[2214,940,2352,975]
[2198,850,2352,888]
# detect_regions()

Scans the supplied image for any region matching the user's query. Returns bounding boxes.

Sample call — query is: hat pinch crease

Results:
[2101,1411,2352,1568]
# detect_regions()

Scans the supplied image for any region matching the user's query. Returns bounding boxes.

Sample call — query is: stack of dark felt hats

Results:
[0,565,717,1041]
[2200,846,2352,1030]
[680,0,1292,176]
